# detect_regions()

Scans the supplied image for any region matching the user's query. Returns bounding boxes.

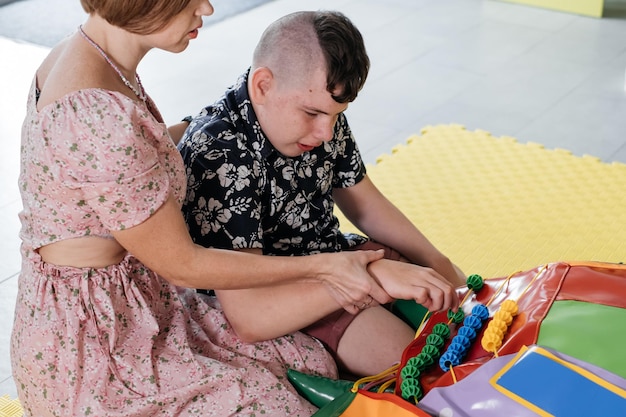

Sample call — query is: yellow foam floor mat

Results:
[0,395,22,417]
[338,124,626,278]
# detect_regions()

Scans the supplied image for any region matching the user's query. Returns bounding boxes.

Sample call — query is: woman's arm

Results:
[111,196,388,305]
[216,249,458,343]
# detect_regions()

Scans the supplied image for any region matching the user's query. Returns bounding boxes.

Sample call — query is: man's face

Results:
[258,67,349,157]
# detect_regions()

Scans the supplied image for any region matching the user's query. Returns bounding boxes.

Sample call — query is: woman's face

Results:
[147,0,214,53]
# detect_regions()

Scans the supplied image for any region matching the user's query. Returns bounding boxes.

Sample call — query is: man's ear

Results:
[248,67,274,105]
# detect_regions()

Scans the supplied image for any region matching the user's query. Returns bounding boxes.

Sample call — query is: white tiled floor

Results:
[1,0,626,400]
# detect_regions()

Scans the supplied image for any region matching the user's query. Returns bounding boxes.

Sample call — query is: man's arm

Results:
[333,175,466,287]
[167,121,190,145]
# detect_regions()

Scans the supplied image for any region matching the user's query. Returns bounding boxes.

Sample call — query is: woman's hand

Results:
[315,249,390,314]
[367,259,460,312]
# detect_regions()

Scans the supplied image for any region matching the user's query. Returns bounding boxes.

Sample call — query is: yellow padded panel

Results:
[337,124,626,278]
[497,0,604,18]
[0,395,22,417]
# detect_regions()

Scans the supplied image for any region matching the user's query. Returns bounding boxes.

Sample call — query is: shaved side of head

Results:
[252,10,369,103]
[252,12,321,90]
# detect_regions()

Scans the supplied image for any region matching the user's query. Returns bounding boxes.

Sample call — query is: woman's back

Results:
[25,34,161,267]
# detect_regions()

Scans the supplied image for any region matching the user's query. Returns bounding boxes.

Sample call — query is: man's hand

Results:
[367,259,460,312]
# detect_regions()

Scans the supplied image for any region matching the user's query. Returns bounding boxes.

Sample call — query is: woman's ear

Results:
[248,67,274,105]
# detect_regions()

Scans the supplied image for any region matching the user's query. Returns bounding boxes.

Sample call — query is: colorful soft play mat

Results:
[4,125,625,414]
[337,124,626,278]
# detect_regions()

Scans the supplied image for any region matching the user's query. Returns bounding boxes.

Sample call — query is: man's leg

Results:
[335,305,414,376]
[302,240,416,377]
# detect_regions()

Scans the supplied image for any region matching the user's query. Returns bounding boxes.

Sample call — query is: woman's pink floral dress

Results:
[11,82,337,417]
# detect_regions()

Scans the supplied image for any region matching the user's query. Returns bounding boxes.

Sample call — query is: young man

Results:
[178,10,464,377]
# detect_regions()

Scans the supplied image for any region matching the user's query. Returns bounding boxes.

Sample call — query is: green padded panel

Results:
[537,300,626,379]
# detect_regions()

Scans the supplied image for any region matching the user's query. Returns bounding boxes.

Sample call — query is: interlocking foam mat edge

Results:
[338,124,626,278]
[0,394,23,417]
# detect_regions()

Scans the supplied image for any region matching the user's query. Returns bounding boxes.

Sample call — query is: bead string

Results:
[377,377,396,394]
[436,274,504,380]
[400,266,550,403]
[413,309,432,339]
[399,274,485,403]
[484,269,522,306]
[438,303,489,372]
[517,264,548,299]
[437,274,488,373]
[480,264,548,356]
[78,25,147,102]
[351,363,399,393]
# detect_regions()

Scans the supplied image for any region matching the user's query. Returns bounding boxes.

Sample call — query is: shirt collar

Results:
[232,68,277,161]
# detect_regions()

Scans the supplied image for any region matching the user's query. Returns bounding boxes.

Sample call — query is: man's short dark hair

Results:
[313,11,370,103]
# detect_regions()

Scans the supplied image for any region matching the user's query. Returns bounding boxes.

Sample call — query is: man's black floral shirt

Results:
[178,70,368,256]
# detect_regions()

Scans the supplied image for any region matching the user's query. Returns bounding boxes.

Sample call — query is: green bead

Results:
[432,322,451,339]
[414,352,435,369]
[425,333,445,350]
[448,309,465,324]
[401,378,423,401]
[400,379,424,402]
[415,388,424,401]
[422,343,442,361]
[400,364,421,380]
[466,274,484,291]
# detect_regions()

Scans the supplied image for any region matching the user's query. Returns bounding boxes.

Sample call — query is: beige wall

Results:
[495,0,604,17]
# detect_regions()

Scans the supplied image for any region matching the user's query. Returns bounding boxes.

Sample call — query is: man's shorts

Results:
[301,241,404,358]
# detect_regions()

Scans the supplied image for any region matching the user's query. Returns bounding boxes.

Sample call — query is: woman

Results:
[10,1,397,415]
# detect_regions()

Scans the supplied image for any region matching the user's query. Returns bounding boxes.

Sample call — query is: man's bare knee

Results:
[335,306,414,376]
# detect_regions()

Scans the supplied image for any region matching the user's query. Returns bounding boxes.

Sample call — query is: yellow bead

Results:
[481,333,502,352]
[489,318,508,333]
[485,325,504,340]
[501,300,519,315]
[494,310,513,326]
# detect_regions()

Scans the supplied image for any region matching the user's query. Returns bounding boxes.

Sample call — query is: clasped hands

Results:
[321,250,461,315]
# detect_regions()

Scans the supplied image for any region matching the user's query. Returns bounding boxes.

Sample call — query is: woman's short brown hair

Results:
[80,0,191,34]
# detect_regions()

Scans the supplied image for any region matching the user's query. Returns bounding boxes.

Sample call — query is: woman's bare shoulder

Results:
[36,34,112,110]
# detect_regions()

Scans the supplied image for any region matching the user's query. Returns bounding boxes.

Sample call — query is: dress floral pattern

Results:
[178,70,368,256]
[11,81,337,417]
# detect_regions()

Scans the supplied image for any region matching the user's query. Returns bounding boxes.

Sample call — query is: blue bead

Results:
[451,334,471,349]
[447,341,465,354]
[471,304,489,320]
[458,325,477,341]
[439,351,461,372]
[463,315,483,329]
[447,341,468,357]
